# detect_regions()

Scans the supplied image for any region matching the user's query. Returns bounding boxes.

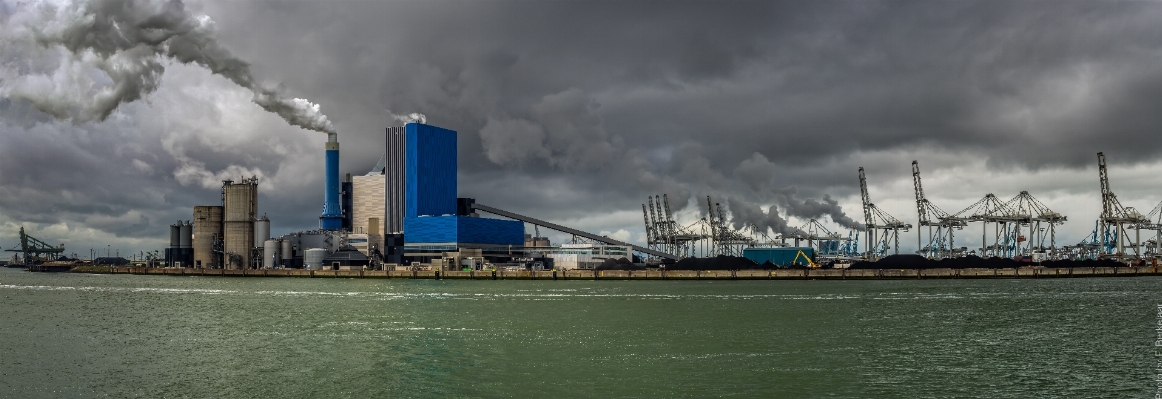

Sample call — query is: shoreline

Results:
[58,266,1162,280]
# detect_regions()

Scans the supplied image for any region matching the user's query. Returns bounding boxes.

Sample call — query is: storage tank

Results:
[169,222,181,248]
[254,216,270,248]
[280,239,293,260]
[178,221,193,248]
[304,248,327,270]
[263,239,281,269]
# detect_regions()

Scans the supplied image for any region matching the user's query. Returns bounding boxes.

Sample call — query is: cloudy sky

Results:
[3,0,1162,258]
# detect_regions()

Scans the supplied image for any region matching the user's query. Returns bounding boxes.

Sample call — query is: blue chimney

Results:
[320,132,343,229]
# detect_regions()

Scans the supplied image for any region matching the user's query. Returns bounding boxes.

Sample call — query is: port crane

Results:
[1097,152,1147,262]
[3,227,65,264]
[912,161,966,259]
[859,167,911,260]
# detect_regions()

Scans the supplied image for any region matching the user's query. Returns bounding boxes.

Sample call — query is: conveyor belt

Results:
[471,203,680,260]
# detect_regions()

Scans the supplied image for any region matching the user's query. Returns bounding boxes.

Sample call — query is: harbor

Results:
[69,265,1162,280]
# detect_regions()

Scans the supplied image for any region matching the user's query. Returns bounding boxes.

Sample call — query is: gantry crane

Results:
[642,194,704,259]
[950,194,1013,257]
[1001,191,1067,259]
[1097,152,1147,262]
[1141,200,1162,258]
[859,167,911,260]
[912,160,966,259]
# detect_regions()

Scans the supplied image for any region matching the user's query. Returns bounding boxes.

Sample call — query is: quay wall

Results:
[67,266,1162,280]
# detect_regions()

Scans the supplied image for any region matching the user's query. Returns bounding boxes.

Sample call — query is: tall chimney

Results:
[320,132,343,229]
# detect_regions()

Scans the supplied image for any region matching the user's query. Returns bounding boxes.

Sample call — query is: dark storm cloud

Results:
[4,0,1162,252]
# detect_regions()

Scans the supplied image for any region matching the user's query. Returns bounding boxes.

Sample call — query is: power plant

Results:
[145,115,1162,272]
[13,118,1161,271]
[170,121,646,271]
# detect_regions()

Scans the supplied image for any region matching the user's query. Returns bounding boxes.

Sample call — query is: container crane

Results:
[859,167,911,260]
[912,160,966,259]
[1097,152,1147,262]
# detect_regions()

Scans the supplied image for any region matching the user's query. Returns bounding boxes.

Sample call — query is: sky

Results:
[3,0,1162,259]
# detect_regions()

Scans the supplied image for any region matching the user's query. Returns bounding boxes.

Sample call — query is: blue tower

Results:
[399,122,523,246]
[320,132,343,229]
[405,123,457,218]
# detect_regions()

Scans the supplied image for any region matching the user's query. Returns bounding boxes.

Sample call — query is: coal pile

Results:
[850,254,1129,269]
[595,258,646,270]
[669,255,761,270]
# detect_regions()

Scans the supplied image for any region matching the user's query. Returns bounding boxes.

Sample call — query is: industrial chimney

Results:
[320,132,343,229]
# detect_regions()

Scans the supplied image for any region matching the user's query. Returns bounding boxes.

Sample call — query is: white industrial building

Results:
[540,243,632,270]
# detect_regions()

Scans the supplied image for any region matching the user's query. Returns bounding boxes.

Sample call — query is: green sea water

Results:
[1,267,1159,398]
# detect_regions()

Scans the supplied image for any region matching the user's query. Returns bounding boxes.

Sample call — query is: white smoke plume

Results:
[388,111,427,124]
[0,0,336,134]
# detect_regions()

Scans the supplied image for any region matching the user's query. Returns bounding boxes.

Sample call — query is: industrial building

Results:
[530,243,632,270]
[175,119,682,272]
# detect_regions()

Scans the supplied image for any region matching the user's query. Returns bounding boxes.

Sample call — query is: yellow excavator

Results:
[793,250,820,268]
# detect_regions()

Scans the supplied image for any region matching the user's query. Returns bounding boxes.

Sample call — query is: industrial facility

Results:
[165,121,669,271]
[147,113,1162,272]
[638,151,1162,268]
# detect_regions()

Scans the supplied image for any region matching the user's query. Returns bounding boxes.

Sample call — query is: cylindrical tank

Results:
[304,248,327,270]
[169,223,181,248]
[178,221,193,248]
[263,239,281,269]
[280,239,293,260]
[254,216,270,248]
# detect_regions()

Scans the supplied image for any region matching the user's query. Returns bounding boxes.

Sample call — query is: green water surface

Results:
[1,268,1158,398]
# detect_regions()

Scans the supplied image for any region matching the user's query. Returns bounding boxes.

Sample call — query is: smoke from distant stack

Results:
[0,0,335,134]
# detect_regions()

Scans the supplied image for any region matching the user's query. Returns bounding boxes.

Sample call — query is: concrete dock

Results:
[66,266,1162,280]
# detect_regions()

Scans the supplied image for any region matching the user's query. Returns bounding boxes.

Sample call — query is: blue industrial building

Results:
[394,122,524,248]
[405,123,458,218]
[742,247,815,267]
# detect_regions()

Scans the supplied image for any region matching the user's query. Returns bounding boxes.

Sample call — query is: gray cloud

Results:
[2,0,335,133]
[4,0,1162,255]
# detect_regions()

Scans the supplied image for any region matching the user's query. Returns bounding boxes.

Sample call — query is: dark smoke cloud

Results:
[1,0,335,133]
[725,197,791,236]
[776,190,863,230]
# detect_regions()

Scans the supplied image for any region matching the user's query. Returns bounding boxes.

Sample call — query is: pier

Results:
[66,266,1162,280]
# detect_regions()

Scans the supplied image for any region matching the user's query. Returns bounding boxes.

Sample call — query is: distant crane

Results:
[1097,152,1147,262]
[3,227,65,264]
[1141,200,1162,259]
[1001,191,1066,258]
[912,160,966,259]
[859,167,911,260]
[951,193,1013,257]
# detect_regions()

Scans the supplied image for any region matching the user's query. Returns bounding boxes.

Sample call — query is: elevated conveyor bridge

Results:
[471,203,681,261]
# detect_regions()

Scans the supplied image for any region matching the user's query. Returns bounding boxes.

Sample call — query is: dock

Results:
[65,266,1162,280]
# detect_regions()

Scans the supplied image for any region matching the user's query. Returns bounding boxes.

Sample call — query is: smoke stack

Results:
[320,133,343,229]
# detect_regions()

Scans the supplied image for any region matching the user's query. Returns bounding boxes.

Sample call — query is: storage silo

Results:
[263,239,281,269]
[254,215,270,248]
[170,222,181,249]
[223,178,258,269]
[193,205,223,268]
[280,239,293,263]
[179,221,193,248]
[304,248,327,270]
